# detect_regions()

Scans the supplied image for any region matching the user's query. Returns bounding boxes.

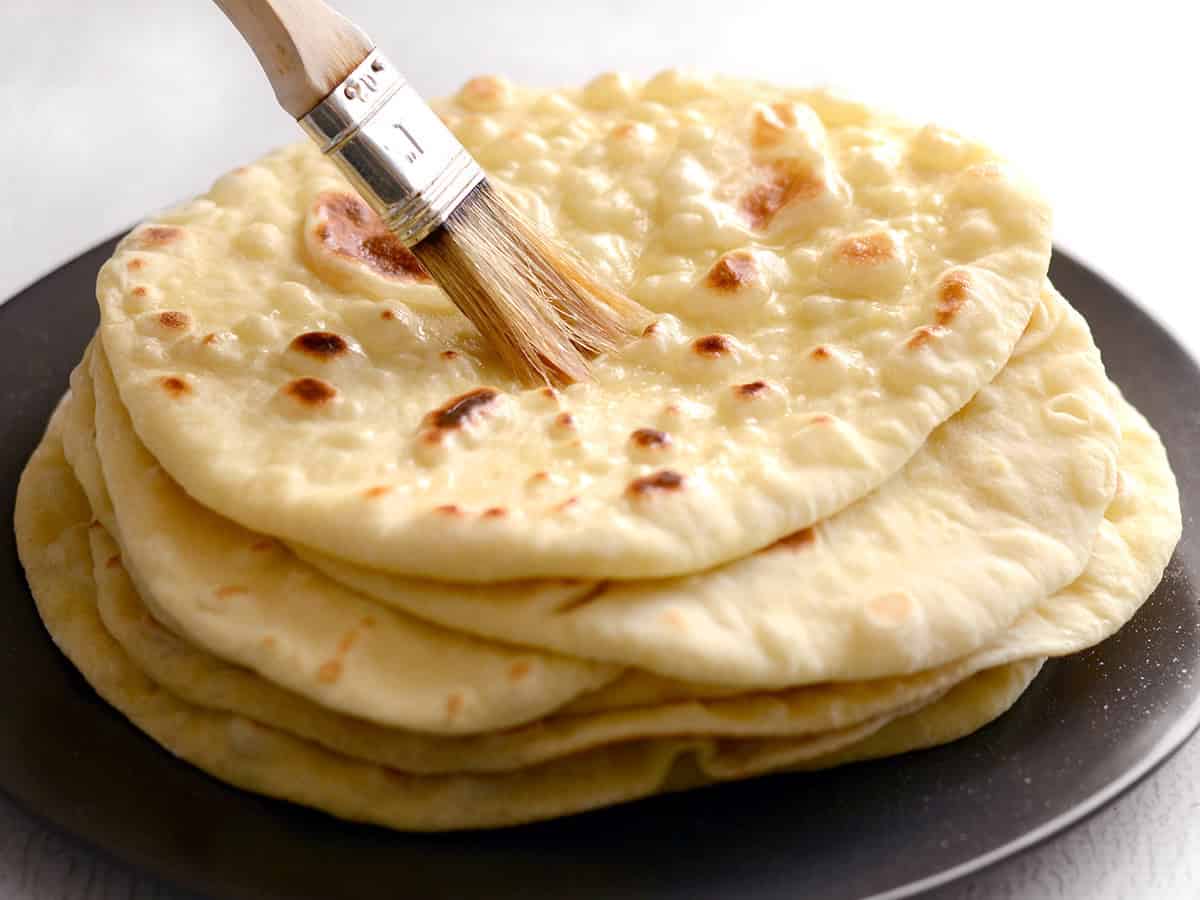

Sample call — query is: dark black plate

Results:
[0,243,1196,900]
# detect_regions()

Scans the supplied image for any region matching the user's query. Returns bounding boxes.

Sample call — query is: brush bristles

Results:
[411,181,651,385]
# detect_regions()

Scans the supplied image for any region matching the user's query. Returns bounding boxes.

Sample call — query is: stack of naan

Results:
[15,72,1180,830]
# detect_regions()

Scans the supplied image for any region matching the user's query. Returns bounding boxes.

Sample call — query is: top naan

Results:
[96,72,1051,580]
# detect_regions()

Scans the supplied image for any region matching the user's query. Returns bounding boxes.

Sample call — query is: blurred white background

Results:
[1,1,1198,897]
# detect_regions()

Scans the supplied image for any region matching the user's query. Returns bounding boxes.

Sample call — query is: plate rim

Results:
[868,670,1200,900]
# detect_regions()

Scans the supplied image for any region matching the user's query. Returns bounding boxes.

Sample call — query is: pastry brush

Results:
[213,0,648,384]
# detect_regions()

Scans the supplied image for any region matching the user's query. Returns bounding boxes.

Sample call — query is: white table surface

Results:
[1,1,1197,897]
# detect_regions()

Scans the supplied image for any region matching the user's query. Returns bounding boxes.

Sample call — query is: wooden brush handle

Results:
[214,0,374,118]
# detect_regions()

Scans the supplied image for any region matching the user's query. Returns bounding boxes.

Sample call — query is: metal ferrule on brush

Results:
[299,50,484,246]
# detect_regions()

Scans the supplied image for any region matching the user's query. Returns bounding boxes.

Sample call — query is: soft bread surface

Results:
[85,288,1118,694]
[305,289,1122,686]
[96,74,1052,581]
[77,347,616,735]
[16,418,1043,829]
[16,71,1183,832]
[63,378,1177,775]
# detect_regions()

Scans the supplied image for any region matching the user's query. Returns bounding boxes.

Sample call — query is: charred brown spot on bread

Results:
[202,332,220,345]
[283,377,337,406]
[628,469,685,496]
[361,234,429,279]
[610,122,638,140]
[641,320,662,338]
[631,428,671,449]
[424,387,500,431]
[326,192,367,226]
[434,504,463,516]
[907,325,945,349]
[810,414,833,425]
[540,387,558,400]
[445,692,465,719]
[693,334,732,357]
[741,159,823,229]
[291,331,349,359]
[554,412,575,429]
[440,350,459,361]
[380,309,397,320]
[137,225,183,247]
[835,232,894,264]
[316,660,343,683]
[105,553,122,569]
[131,286,147,298]
[336,629,361,656]
[157,310,189,330]
[751,101,799,147]
[736,380,769,398]
[313,192,430,281]
[936,271,970,325]
[771,527,815,551]
[508,660,533,681]
[482,506,507,519]
[316,622,369,684]
[215,585,249,600]
[159,376,191,398]
[706,251,758,292]
[810,345,832,361]
[363,485,392,499]
[127,259,145,272]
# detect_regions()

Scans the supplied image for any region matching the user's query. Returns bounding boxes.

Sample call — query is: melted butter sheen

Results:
[94,71,1052,581]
